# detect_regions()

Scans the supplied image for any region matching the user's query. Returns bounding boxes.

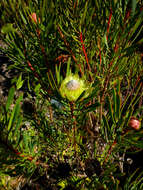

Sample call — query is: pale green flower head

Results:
[59,74,87,101]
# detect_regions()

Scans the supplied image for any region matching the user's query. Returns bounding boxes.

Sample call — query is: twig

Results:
[69,101,77,157]
[104,140,117,163]
[36,29,50,70]
[57,25,84,76]
[99,75,110,123]
[57,25,77,63]
[80,32,91,72]
[106,8,112,41]
[74,0,78,9]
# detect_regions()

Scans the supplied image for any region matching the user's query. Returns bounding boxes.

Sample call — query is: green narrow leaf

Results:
[116,92,121,119]
[103,34,109,50]
[116,78,121,94]
[6,87,15,112]
[13,116,23,137]
[120,91,130,115]
[58,24,71,37]
[29,140,37,153]
[27,74,31,91]
[80,1,88,25]
[131,0,137,16]
[66,57,71,77]
[106,95,115,124]
[8,103,20,136]
[10,40,25,59]
[41,0,46,19]
[7,94,23,132]
[19,10,27,24]
[34,84,41,95]
[128,84,142,111]
[47,72,54,90]
[55,63,61,85]
[16,74,24,90]
[134,106,143,117]
[49,70,58,91]
[130,17,142,38]
[113,88,117,119]
[23,131,28,150]
[102,114,110,141]
[130,25,143,44]
[14,132,22,149]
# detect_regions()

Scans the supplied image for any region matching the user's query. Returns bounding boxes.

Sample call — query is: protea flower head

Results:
[59,74,87,101]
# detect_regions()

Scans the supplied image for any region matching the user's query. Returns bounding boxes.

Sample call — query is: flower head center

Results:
[66,80,80,90]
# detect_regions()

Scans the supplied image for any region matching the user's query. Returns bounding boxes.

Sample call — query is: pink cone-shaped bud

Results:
[128,117,141,130]
[30,13,40,24]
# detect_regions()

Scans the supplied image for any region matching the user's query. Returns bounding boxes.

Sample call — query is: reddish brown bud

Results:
[128,117,141,130]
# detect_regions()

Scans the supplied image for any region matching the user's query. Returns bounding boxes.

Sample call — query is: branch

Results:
[80,32,91,72]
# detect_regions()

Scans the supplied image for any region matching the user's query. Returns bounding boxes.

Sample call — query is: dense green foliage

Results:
[0,0,143,189]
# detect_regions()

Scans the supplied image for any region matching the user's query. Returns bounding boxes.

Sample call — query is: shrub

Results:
[0,0,143,189]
